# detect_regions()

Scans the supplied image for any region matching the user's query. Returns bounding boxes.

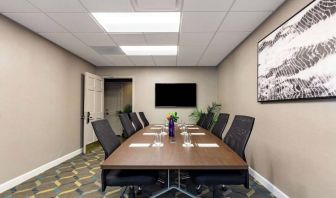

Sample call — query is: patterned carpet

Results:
[0,146,275,198]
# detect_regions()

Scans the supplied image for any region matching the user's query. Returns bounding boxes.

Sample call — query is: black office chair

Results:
[92,119,158,198]
[139,112,149,127]
[190,115,255,198]
[196,113,205,126]
[201,113,214,130]
[119,113,136,138]
[129,112,143,131]
[211,113,230,140]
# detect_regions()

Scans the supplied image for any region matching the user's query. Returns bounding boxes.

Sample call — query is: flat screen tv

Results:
[155,83,197,107]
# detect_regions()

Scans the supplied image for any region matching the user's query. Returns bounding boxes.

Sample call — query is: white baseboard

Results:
[249,167,289,198]
[0,149,82,193]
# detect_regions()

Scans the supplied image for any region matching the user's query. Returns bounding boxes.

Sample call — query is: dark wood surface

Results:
[101,125,247,170]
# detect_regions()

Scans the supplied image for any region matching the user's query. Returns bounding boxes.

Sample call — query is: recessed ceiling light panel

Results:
[120,46,177,55]
[92,12,180,32]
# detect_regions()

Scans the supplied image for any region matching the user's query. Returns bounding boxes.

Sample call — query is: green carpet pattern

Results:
[0,146,275,198]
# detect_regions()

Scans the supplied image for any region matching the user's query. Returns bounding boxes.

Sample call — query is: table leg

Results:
[150,169,197,198]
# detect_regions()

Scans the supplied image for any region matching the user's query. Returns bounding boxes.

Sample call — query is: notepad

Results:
[188,127,199,130]
[150,127,161,130]
[186,124,194,127]
[143,133,157,135]
[182,143,194,147]
[129,143,151,148]
[153,124,164,127]
[197,143,219,147]
[152,143,164,147]
[191,133,205,135]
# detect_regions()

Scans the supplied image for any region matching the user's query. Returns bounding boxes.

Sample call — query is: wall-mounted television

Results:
[155,83,197,107]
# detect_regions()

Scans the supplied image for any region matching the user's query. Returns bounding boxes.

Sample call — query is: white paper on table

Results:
[152,143,164,147]
[129,143,151,148]
[188,127,199,130]
[186,124,194,127]
[182,143,194,147]
[153,124,164,127]
[191,133,205,135]
[143,133,157,135]
[150,127,161,130]
[197,143,219,147]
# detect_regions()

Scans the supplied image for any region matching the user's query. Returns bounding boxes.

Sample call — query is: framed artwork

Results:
[257,0,336,102]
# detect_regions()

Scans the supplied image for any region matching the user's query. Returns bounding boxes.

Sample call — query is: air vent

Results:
[91,46,125,55]
[131,0,182,11]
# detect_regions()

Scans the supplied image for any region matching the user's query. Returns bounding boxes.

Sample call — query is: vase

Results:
[168,118,174,137]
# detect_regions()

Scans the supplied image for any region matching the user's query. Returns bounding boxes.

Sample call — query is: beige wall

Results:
[0,15,95,183]
[97,67,218,124]
[217,0,336,197]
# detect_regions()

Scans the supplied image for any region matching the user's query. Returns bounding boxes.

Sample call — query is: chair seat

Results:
[105,170,159,186]
[190,170,248,186]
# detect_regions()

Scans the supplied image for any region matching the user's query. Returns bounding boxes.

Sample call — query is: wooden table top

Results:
[101,125,247,170]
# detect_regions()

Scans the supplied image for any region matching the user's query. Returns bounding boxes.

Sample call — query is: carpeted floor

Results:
[0,146,275,198]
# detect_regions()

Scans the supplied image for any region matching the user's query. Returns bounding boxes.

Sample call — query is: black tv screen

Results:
[155,83,197,107]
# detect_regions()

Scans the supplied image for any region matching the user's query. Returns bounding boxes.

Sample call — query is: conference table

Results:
[101,124,247,197]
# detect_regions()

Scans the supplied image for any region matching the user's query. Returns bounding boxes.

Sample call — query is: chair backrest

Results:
[201,113,214,130]
[129,112,143,131]
[91,119,121,159]
[224,115,255,161]
[119,113,136,137]
[139,112,149,127]
[211,113,230,139]
[196,113,205,126]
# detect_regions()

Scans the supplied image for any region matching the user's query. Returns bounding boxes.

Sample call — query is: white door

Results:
[105,83,123,136]
[83,72,104,154]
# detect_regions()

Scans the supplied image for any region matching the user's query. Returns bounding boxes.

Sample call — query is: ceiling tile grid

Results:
[0,0,286,66]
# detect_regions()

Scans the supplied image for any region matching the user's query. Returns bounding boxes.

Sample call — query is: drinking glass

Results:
[184,132,191,145]
[154,131,162,145]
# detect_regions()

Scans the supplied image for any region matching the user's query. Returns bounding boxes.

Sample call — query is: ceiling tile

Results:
[211,31,251,49]
[219,11,271,32]
[0,0,39,12]
[183,0,234,11]
[133,0,179,11]
[80,0,134,12]
[144,33,178,45]
[74,33,116,46]
[47,13,103,33]
[103,55,134,66]
[181,12,225,32]
[231,0,285,11]
[128,56,155,66]
[198,44,231,66]
[3,13,67,33]
[86,55,112,66]
[179,33,213,46]
[153,56,177,66]
[40,33,86,50]
[40,32,104,65]
[198,32,251,66]
[177,46,206,66]
[28,0,86,12]
[177,56,199,66]
[110,34,147,45]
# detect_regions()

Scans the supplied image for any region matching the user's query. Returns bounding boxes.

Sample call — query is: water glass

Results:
[154,132,162,145]
[184,132,191,145]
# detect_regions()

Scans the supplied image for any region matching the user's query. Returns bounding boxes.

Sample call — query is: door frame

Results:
[102,76,135,112]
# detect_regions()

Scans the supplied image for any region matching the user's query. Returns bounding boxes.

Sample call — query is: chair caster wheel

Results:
[196,185,203,194]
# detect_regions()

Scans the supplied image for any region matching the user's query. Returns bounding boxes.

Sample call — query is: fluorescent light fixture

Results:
[91,12,180,32]
[120,46,177,55]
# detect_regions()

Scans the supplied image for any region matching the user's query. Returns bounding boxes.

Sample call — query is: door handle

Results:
[86,112,92,124]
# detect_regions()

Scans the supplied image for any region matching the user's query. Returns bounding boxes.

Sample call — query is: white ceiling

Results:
[0,0,285,67]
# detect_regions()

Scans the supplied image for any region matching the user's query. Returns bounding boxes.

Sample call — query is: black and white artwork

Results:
[257,0,336,102]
